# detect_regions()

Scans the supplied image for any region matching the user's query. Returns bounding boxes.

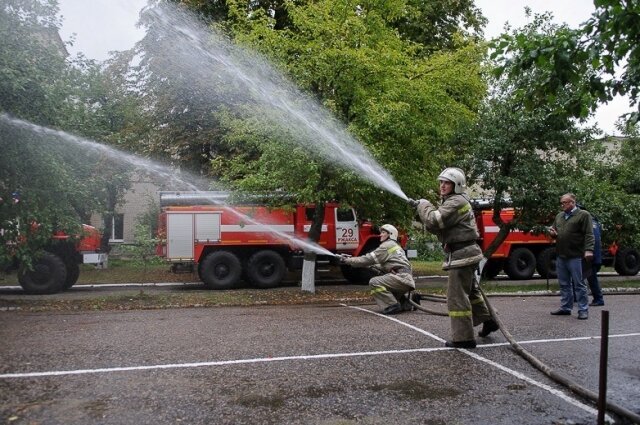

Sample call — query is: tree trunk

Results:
[300,252,317,293]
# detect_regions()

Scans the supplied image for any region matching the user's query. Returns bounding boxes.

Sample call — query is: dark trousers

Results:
[587,263,604,304]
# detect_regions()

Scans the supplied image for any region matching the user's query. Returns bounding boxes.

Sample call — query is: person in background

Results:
[409,167,498,349]
[549,193,594,320]
[587,213,605,306]
[339,224,416,315]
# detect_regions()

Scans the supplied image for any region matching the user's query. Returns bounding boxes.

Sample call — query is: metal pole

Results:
[597,310,610,425]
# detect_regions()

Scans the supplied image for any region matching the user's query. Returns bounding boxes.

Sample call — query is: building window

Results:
[109,213,124,242]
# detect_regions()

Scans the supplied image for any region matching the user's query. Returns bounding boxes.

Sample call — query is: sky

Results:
[57,0,630,135]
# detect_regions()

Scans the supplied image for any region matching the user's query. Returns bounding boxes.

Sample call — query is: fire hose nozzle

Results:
[407,198,420,208]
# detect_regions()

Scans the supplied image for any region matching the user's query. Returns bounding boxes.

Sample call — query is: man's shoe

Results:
[445,340,477,349]
[478,319,500,337]
[382,303,402,315]
[578,310,588,320]
[550,309,571,316]
[590,300,605,306]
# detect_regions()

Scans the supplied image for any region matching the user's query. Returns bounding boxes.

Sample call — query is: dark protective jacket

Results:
[416,194,483,270]
[592,216,602,265]
[551,208,595,259]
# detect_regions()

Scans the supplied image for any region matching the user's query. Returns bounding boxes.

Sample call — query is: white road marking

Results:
[0,303,634,423]
[0,347,452,379]
[345,305,619,422]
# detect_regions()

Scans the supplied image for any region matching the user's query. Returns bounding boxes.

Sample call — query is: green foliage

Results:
[0,0,137,267]
[490,3,640,124]
[119,223,163,268]
[461,14,600,256]
[0,0,66,125]
[214,0,486,223]
[407,231,444,262]
[571,131,640,249]
[394,0,487,52]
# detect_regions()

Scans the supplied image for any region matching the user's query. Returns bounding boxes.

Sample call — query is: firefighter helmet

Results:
[438,167,466,194]
[380,224,398,241]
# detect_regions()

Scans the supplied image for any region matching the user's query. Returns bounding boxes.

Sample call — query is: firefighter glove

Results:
[407,198,420,208]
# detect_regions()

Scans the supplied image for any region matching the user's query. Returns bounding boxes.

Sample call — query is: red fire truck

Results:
[474,202,640,279]
[5,224,108,294]
[156,192,408,289]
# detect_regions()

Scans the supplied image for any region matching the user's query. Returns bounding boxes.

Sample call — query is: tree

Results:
[462,14,597,258]
[491,2,640,124]
[0,0,66,125]
[570,126,640,250]
[219,0,486,216]
[392,0,487,52]
[0,0,137,268]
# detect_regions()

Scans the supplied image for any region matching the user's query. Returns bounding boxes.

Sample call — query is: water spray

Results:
[0,113,334,257]
[141,2,408,201]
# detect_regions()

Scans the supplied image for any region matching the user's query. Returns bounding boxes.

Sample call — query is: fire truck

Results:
[5,224,108,294]
[473,201,640,279]
[156,191,408,289]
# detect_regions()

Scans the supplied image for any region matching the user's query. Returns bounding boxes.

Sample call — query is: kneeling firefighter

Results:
[408,167,498,348]
[339,224,416,315]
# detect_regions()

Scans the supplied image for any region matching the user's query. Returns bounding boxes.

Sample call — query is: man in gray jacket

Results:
[410,168,498,349]
[340,224,415,315]
[549,193,594,320]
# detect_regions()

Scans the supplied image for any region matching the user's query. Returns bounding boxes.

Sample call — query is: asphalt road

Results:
[1,290,639,424]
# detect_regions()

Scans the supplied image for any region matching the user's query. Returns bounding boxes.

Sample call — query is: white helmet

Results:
[438,167,466,194]
[380,224,398,241]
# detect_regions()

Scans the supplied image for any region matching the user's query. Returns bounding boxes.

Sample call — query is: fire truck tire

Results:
[340,265,376,285]
[246,250,286,289]
[62,261,81,289]
[536,247,557,279]
[18,251,67,294]
[614,247,640,276]
[199,251,242,289]
[505,247,536,280]
[481,260,502,279]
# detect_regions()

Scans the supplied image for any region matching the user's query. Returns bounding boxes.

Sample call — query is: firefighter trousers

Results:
[369,273,415,310]
[447,265,491,342]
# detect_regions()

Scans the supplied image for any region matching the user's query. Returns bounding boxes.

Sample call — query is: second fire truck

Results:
[473,201,640,279]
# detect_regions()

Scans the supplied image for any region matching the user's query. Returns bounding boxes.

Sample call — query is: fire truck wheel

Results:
[18,251,67,294]
[536,247,557,279]
[481,260,502,279]
[614,247,640,276]
[340,265,377,284]
[504,247,536,280]
[247,250,286,289]
[62,261,81,290]
[199,251,242,289]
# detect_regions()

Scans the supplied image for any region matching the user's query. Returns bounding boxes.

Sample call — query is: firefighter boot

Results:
[445,340,477,349]
[399,294,412,312]
[382,303,402,315]
[410,292,421,308]
[478,319,499,337]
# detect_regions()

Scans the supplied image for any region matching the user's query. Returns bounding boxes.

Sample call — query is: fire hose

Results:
[408,270,640,424]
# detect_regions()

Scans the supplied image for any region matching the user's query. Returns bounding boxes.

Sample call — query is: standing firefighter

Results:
[409,167,498,349]
[339,224,416,315]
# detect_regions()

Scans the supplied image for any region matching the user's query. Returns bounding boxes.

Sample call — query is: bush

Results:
[407,231,444,262]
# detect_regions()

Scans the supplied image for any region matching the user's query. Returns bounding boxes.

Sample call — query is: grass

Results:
[0,259,447,286]
[1,259,638,313]
[2,259,638,287]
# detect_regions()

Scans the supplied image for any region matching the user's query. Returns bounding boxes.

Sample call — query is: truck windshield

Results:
[336,208,355,222]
